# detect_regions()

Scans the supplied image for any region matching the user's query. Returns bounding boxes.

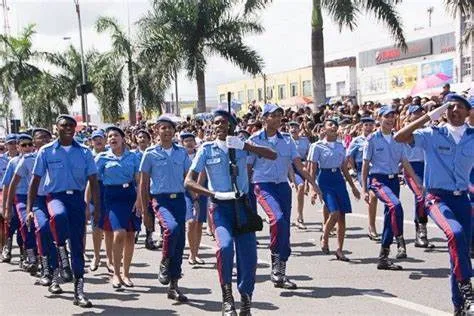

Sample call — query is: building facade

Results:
[216,57,357,110]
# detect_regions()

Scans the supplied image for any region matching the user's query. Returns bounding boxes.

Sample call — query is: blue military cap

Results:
[135,129,151,139]
[32,128,52,137]
[213,109,238,126]
[288,121,299,126]
[179,131,195,140]
[17,133,32,141]
[324,118,339,127]
[56,114,77,125]
[5,133,17,144]
[91,130,105,139]
[378,105,396,117]
[445,93,472,109]
[469,96,474,108]
[262,103,283,116]
[105,126,125,138]
[408,104,423,114]
[156,115,176,128]
[360,117,375,124]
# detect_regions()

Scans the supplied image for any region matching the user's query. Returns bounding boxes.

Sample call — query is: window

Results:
[325,84,331,94]
[237,91,244,102]
[336,81,346,95]
[278,84,286,99]
[219,94,226,103]
[302,80,311,96]
[290,82,298,97]
[266,86,273,99]
[257,88,263,101]
[247,89,255,102]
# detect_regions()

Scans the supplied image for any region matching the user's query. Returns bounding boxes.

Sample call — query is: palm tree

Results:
[144,0,265,113]
[443,0,473,46]
[311,0,407,106]
[88,54,124,123]
[0,24,42,122]
[95,16,137,124]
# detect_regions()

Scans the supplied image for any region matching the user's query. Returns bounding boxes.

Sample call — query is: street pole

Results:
[74,0,89,126]
[263,73,267,103]
[174,67,179,116]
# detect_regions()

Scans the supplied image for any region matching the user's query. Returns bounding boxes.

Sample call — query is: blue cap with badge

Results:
[262,103,283,116]
[17,133,32,141]
[445,93,472,109]
[105,126,125,138]
[91,130,105,139]
[360,117,375,123]
[5,133,17,144]
[32,128,52,137]
[408,104,424,114]
[378,105,396,117]
[56,114,77,126]
[179,131,195,140]
[213,109,238,126]
[156,115,176,128]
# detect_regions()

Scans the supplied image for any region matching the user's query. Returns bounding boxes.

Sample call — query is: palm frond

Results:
[444,0,473,18]
[322,0,359,31]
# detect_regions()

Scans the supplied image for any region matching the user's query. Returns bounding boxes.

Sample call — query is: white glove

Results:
[349,169,357,177]
[427,102,450,121]
[226,136,245,150]
[214,192,237,200]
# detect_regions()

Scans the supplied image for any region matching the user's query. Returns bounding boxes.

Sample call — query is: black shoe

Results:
[158,258,170,285]
[39,256,52,286]
[270,253,283,285]
[377,247,403,270]
[222,284,237,316]
[24,248,38,276]
[145,229,157,250]
[48,269,63,294]
[273,260,297,289]
[168,279,188,302]
[1,238,12,263]
[458,280,474,315]
[58,246,73,282]
[73,277,92,308]
[414,223,430,248]
[396,236,407,259]
[239,293,252,316]
[134,231,140,244]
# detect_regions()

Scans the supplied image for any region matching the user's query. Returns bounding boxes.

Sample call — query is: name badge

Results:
[206,157,221,165]
[122,183,129,188]
[66,190,74,195]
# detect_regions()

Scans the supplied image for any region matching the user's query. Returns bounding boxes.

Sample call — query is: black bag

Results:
[233,195,263,235]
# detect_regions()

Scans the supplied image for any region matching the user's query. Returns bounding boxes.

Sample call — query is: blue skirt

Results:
[185,192,208,223]
[103,184,138,231]
[317,169,352,213]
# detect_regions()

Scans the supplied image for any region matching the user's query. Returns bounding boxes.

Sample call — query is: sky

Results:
[4,0,455,116]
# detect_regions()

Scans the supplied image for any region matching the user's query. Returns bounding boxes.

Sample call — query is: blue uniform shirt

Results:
[190,141,249,194]
[95,149,140,186]
[33,140,97,193]
[14,153,48,196]
[131,149,146,164]
[411,125,474,191]
[1,156,21,188]
[346,135,368,163]
[404,144,424,162]
[139,144,191,194]
[248,130,299,184]
[363,131,406,175]
[0,154,10,182]
[307,141,346,169]
[293,136,310,161]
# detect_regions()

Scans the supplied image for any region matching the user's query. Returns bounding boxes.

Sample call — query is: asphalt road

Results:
[0,186,461,315]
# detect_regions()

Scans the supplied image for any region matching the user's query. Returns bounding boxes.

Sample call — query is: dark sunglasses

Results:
[20,142,34,147]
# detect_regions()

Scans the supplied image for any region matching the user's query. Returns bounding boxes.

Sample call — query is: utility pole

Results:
[262,73,267,103]
[427,7,434,28]
[74,0,91,126]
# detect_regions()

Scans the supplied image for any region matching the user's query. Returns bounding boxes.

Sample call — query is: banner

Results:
[389,65,418,92]
[420,59,453,82]
[360,69,388,95]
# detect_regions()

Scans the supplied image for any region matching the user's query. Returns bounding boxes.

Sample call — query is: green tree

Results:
[311,0,407,106]
[89,54,124,123]
[443,0,473,46]
[144,0,265,113]
[96,16,137,124]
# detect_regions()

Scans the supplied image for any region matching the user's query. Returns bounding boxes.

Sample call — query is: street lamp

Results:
[73,0,92,126]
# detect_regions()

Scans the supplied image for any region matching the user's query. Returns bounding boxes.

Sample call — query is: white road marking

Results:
[363,291,451,315]
[346,212,438,229]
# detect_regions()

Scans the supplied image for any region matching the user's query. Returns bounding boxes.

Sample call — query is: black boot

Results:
[58,246,72,282]
[24,248,39,276]
[167,279,188,302]
[1,237,12,263]
[158,257,170,285]
[395,236,407,259]
[39,256,52,286]
[221,284,237,316]
[377,247,402,270]
[145,230,157,250]
[19,247,26,269]
[414,223,429,248]
[239,293,252,316]
[458,280,474,315]
[270,253,283,285]
[274,260,297,289]
[73,277,92,308]
[134,231,140,244]
[48,268,63,294]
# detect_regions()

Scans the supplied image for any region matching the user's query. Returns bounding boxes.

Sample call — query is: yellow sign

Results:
[388,65,418,92]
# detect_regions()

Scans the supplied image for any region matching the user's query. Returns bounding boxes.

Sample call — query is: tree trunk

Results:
[174,67,179,116]
[128,59,136,125]
[311,0,326,109]
[196,67,206,113]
